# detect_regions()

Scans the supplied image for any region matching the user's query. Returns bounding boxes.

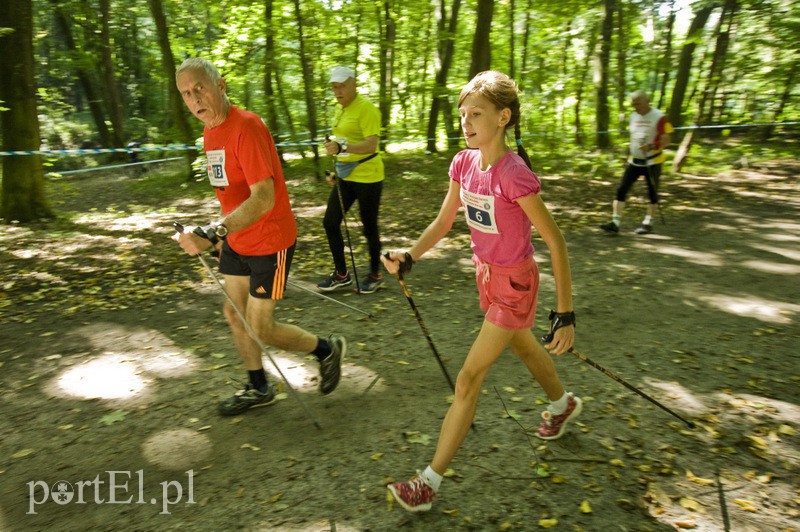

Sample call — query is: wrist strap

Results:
[541,309,576,343]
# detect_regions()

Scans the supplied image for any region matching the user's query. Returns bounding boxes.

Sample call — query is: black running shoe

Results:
[317,272,352,292]
[634,224,653,235]
[218,383,278,416]
[600,222,620,234]
[319,334,346,394]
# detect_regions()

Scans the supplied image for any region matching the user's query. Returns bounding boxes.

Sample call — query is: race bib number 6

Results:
[461,189,499,234]
[206,150,230,187]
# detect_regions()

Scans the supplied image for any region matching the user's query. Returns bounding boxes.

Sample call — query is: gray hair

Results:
[176,58,222,82]
[630,90,650,102]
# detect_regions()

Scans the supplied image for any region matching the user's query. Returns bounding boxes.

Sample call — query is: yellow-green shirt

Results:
[332,94,384,183]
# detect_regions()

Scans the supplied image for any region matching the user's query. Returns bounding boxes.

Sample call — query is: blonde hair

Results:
[458,71,531,169]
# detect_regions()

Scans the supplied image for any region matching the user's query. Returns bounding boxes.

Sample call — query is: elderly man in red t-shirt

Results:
[173,57,346,415]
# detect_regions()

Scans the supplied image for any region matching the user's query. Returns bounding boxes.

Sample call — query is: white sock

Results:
[643,215,653,225]
[549,392,571,415]
[421,466,442,492]
[612,215,621,227]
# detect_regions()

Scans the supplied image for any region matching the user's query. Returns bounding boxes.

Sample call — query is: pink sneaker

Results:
[387,473,436,512]
[536,392,582,440]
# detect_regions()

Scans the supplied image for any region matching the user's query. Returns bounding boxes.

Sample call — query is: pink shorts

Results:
[474,255,539,330]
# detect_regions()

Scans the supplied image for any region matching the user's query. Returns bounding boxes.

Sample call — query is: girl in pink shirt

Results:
[383,71,581,513]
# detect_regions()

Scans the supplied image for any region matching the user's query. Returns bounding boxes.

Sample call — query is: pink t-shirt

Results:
[450,149,541,266]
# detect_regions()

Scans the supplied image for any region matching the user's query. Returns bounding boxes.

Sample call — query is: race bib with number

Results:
[206,149,230,187]
[461,189,499,234]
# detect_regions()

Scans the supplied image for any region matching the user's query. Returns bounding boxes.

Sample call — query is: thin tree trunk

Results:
[595,0,614,149]
[574,24,599,145]
[509,0,515,78]
[379,0,396,142]
[147,0,196,177]
[673,0,737,171]
[51,2,112,148]
[761,56,797,141]
[0,0,51,222]
[426,0,463,153]
[668,4,714,129]
[291,0,321,177]
[519,0,534,91]
[468,0,494,79]
[263,0,285,161]
[616,1,627,131]
[657,0,676,110]
[99,0,125,148]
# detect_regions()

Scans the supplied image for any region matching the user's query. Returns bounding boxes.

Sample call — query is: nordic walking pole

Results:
[325,135,361,294]
[384,253,476,430]
[287,279,374,318]
[542,316,694,429]
[174,222,322,430]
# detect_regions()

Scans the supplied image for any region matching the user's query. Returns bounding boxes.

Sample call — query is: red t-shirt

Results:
[203,105,297,255]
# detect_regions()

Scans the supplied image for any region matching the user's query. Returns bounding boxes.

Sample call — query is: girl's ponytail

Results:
[514,122,532,170]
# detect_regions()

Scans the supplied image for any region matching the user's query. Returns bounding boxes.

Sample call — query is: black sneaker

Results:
[317,271,352,292]
[600,222,619,234]
[319,334,346,394]
[634,224,653,235]
[358,274,384,294]
[218,383,278,416]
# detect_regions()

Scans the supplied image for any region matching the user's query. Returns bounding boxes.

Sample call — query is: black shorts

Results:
[218,241,296,299]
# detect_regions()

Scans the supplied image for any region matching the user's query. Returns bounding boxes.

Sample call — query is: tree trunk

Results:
[595,0,614,149]
[508,0,515,78]
[673,0,737,171]
[468,0,494,79]
[0,0,51,222]
[668,5,714,129]
[574,24,600,145]
[147,0,196,178]
[761,56,797,141]
[657,0,676,110]
[615,1,627,131]
[519,0,534,91]
[292,0,321,177]
[263,0,284,161]
[426,0,463,153]
[378,0,396,142]
[99,0,125,148]
[51,2,112,148]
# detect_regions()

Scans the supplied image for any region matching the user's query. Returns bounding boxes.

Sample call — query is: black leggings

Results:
[323,179,383,276]
[615,163,661,204]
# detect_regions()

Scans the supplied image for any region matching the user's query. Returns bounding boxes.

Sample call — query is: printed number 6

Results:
[474,211,484,223]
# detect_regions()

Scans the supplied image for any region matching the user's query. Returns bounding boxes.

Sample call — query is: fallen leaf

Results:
[580,500,592,513]
[674,519,697,529]
[371,453,384,461]
[778,424,795,436]
[441,508,459,516]
[404,431,432,445]
[609,458,625,467]
[270,492,283,503]
[241,443,261,451]
[12,449,35,459]
[99,410,128,426]
[734,499,757,512]
[386,488,394,511]
[685,470,714,486]
[538,518,558,528]
[679,497,702,511]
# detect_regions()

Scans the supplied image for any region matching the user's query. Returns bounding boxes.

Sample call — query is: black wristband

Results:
[541,310,576,343]
[193,224,219,247]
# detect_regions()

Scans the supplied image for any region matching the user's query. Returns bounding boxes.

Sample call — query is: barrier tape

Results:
[1,121,797,157]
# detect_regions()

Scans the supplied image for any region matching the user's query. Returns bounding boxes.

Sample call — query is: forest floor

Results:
[0,142,798,531]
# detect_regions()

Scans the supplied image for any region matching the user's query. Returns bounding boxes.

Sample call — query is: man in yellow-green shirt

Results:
[318,66,385,294]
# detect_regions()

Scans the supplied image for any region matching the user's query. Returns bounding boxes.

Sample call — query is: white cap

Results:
[329,66,355,83]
